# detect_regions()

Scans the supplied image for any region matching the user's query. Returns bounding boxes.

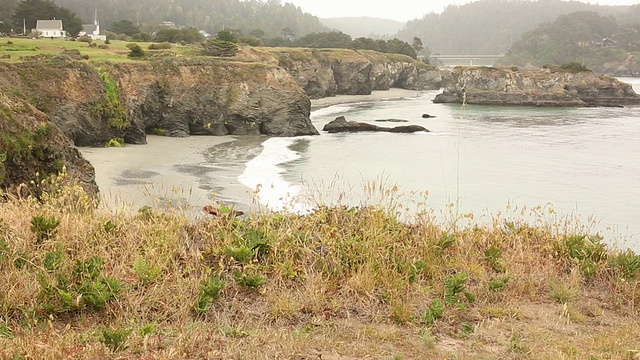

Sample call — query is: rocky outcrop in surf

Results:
[323,116,429,133]
[433,66,640,107]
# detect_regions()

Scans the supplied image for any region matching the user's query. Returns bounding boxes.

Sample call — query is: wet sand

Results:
[80,135,240,215]
[82,89,426,214]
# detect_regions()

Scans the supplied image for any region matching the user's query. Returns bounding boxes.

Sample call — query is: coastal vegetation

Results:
[0,176,639,358]
[397,0,638,55]
[498,10,640,73]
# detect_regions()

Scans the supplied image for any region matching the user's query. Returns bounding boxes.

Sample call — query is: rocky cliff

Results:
[0,93,98,196]
[0,57,319,193]
[236,48,446,99]
[433,66,640,107]
[0,59,318,148]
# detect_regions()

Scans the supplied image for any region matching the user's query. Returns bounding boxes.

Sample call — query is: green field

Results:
[0,37,200,63]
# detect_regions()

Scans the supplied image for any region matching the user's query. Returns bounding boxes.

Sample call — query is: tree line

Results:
[498,9,640,68]
[396,0,634,55]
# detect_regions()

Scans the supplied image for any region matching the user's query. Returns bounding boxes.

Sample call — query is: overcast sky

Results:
[284,0,640,22]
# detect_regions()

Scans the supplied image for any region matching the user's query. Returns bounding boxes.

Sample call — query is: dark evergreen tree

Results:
[109,19,140,36]
[12,0,82,35]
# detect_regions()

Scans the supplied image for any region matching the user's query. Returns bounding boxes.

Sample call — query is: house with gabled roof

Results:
[78,9,106,41]
[35,19,66,38]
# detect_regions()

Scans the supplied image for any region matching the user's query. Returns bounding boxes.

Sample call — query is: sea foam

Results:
[238,137,311,213]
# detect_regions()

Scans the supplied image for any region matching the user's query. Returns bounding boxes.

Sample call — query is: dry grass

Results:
[0,175,639,359]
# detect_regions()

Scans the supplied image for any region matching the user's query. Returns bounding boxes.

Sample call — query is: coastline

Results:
[80,135,237,215]
[81,89,427,215]
[310,88,426,110]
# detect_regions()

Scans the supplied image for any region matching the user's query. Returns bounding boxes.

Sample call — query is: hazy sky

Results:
[284,0,640,22]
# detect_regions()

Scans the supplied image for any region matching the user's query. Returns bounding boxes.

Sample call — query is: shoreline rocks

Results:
[433,66,640,107]
[323,116,429,133]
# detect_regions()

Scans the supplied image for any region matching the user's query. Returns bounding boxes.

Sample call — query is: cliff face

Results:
[0,93,98,196]
[0,59,319,148]
[0,58,319,193]
[113,59,318,141]
[238,48,446,99]
[434,66,640,106]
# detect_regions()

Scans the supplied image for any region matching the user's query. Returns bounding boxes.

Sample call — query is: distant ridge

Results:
[320,17,405,39]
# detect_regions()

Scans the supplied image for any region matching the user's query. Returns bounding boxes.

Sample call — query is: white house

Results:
[78,9,106,41]
[35,19,66,38]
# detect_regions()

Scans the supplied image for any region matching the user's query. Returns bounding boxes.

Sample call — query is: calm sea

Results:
[234,78,640,250]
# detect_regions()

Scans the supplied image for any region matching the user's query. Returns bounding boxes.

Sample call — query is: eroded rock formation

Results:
[434,66,640,107]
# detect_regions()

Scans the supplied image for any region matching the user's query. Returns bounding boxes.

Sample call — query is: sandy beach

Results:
[310,88,425,110]
[81,88,427,215]
[80,135,239,215]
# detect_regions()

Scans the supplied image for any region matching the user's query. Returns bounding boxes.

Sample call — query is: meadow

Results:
[0,173,639,359]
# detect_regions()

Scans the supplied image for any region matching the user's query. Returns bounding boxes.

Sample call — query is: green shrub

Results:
[233,271,266,290]
[150,128,166,136]
[423,299,444,326]
[610,251,640,280]
[224,246,254,264]
[77,35,92,43]
[127,45,145,58]
[194,275,225,313]
[444,273,469,305]
[101,327,132,352]
[148,42,172,50]
[30,215,60,243]
[201,39,238,57]
[133,257,161,285]
[105,138,125,147]
[38,256,121,314]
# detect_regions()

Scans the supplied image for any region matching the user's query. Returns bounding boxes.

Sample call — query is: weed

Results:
[423,299,445,326]
[194,275,225,313]
[436,233,457,255]
[30,215,60,243]
[150,128,166,136]
[460,322,475,336]
[43,250,63,271]
[139,323,156,336]
[418,327,437,348]
[101,326,132,352]
[550,278,580,304]
[133,257,161,285]
[0,323,12,338]
[224,245,254,264]
[555,234,606,278]
[488,276,510,292]
[102,220,117,234]
[484,247,506,273]
[444,273,469,305]
[509,333,530,354]
[610,251,640,280]
[38,256,121,314]
[233,271,267,290]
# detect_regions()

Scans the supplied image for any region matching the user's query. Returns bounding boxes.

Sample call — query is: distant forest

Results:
[2,0,327,38]
[498,9,640,68]
[396,0,635,55]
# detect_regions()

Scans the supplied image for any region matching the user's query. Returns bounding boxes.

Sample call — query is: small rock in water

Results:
[375,119,409,123]
[422,114,436,118]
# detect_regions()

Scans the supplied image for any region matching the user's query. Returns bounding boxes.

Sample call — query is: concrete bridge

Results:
[430,54,505,67]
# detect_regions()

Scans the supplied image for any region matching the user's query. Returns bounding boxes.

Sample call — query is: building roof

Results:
[81,24,98,34]
[36,20,63,30]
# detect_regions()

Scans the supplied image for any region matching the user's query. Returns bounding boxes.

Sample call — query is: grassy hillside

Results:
[0,178,639,358]
[0,38,201,63]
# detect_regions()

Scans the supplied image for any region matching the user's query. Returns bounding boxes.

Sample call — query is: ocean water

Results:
[237,78,640,250]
